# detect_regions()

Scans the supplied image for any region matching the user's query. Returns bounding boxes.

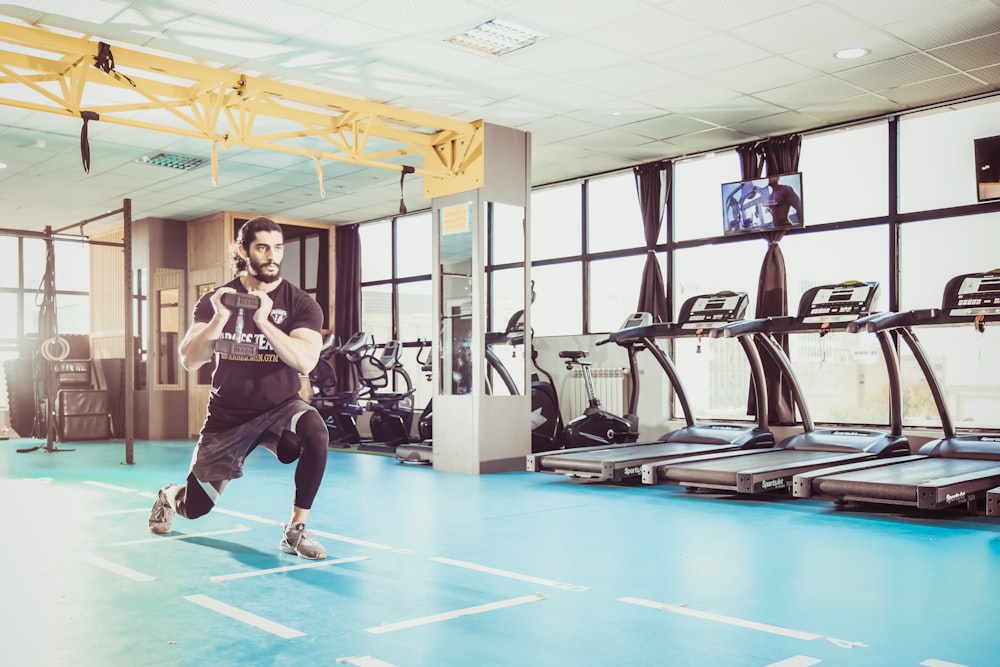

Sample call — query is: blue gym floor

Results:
[1,439,998,667]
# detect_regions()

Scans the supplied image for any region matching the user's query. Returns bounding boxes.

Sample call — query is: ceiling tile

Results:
[737,3,873,54]
[621,114,717,142]
[882,1,1000,49]
[880,72,995,106]
[755,75,868,108]
[649,32,772,77]
[580,6,712,56]
[930,32,1000,71]
[701,57,819,95]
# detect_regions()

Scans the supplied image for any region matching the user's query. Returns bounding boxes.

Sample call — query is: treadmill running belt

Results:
[813,458,1000,502]
[537,441,731,474]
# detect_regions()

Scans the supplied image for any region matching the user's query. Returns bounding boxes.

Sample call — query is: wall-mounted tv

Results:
[974,134,1000,203]
[721,172,804,236]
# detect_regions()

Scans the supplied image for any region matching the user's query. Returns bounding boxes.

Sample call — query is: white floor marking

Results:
[94,507,150,516]
[83,480,137,493]
[111,525,252,546]
[82,554,155,582]
[208,555,370,582]
[336,657,398,666]
[431,556,590,591]
[365,593,545,634]
[922,659,970,667]
[311,529,399,552]
[212,507,283,525]
[766,657,822,667]
[619,597,825,641]
[184,594,305,638]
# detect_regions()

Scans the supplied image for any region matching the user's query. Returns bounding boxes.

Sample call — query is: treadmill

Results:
[792,270,1000,512]
[640,281,911,494]
[527,290,776,483]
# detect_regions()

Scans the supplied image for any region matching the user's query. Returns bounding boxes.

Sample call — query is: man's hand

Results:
[210,286,237,322]
[249,289,273,327]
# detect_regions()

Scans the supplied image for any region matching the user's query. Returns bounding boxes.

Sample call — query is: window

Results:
[531,184,581,261]
[799,121,888,223]
[899,99,999,213]
[360,284,392,345]
[898,213,1000,429]
[0,237,18,288]
[672,242,765,421]
[396,212,431,278]
[587,171,646,252]
[530,263,583,336]
[673,151,740,242]
[360,219,392,282]
[588,254,646,333]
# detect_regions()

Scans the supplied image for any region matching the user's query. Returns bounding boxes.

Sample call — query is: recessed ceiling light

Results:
[835,47,869,60]
[446,18,548,56]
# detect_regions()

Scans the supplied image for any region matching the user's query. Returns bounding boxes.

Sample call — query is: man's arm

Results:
[256,320,323,375]
[251,289,322,375]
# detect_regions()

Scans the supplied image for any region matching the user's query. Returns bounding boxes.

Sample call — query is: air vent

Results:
[138,152,208,170]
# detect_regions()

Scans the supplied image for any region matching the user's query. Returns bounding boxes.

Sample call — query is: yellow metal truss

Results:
[0,22,485,198]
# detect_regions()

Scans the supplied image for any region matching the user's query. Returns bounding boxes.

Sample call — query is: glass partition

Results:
[439,202,474,395]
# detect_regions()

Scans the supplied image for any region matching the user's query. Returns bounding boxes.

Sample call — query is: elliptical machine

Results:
[308,331,372,447]
[559,312,650,448]
[357,340,415,453]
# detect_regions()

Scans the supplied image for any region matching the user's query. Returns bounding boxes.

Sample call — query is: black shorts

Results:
[191,398,314,482]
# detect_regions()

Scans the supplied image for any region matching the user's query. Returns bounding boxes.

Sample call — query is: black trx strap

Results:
[80,111,100,173]
[399,165,415,214]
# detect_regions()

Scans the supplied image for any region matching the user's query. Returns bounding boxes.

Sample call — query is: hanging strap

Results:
[399,165,415,214]
[80,111,100,173]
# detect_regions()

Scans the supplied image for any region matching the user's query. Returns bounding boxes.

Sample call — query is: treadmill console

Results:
[678,291,748,329]
[799,281,879,323]
[618,312,653,329]
[944,270,1000,316]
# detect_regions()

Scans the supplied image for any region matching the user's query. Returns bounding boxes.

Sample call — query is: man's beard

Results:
[249,256,281,283]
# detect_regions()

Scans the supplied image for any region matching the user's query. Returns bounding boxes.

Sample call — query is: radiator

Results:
[566,367,629,417]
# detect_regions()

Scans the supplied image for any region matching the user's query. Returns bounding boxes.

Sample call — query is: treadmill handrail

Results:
[608,321,702,343]
[849,308,939,333]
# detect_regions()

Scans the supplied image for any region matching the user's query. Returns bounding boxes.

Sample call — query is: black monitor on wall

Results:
[721,172,804,236]
[974,134,1000,202]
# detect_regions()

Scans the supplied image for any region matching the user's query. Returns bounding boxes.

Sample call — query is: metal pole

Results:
[123,199,135,465]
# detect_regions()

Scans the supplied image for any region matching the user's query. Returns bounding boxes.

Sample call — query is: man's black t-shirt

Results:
[193,277,323,427]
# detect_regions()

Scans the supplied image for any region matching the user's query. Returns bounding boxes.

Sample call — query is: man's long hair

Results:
[231,216,282,275]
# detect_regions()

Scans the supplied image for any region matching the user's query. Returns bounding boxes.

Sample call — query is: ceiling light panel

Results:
[446,18,548,56]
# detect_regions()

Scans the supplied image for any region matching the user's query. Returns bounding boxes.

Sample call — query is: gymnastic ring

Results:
[40,336,71,361]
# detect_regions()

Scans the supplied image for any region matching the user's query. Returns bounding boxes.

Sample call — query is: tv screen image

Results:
[721,172,803,236]
[974,134,1000,203]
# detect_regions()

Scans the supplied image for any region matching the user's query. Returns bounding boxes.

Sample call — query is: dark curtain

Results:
[633,161,670,322]
[334,223,362,388]
[740,137,800,425]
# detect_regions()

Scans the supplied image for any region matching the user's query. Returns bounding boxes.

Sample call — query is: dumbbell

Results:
[214,292,261,356]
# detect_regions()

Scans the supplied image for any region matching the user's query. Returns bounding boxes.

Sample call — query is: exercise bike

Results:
[559,312,650,448]
[308,331,372,447]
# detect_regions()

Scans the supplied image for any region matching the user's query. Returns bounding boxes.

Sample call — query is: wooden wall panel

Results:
[89,228,126,359]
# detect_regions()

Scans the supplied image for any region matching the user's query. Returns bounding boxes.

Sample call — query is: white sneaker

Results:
[280,522,327,560]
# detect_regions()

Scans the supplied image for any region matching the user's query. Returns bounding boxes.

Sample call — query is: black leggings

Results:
[175,408,329,520]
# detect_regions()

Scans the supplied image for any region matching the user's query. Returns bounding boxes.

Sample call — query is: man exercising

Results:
[765,175,803,227]
[148,216,330,560]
